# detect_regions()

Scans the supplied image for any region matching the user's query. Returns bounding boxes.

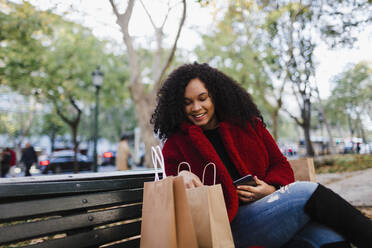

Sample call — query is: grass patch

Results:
[314,154,372,173]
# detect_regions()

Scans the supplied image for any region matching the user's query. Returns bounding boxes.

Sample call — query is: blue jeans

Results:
[230,182,345,248]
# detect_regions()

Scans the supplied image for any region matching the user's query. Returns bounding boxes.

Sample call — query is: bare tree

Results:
[314,84,336,154]
[109,0,186,167]
[281,4,316,157]
[53,96,82,173]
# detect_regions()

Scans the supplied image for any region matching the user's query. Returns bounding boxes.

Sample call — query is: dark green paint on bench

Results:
[0,188,143,221]
[26,221,141,248]
[0,177,153,199]
[0,171,159,247]
[0,204,142,244]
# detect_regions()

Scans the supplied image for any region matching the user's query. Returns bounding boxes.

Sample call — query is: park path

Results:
[316,168,372,207]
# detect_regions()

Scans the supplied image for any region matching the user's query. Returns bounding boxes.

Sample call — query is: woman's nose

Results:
[191,102,201,111]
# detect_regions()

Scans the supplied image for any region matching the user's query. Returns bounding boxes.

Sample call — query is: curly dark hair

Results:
[151,62,264,140]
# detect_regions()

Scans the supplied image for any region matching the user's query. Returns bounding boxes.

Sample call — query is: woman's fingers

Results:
[237,190,256,203]
[179,170,203,188]
[237,189,255,199]
[192,178,203,187]
[186,183,195,189]
[253,176,264,185]
[237,185,258,193]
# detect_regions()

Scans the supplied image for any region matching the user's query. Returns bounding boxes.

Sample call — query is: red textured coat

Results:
[162,120,294,222]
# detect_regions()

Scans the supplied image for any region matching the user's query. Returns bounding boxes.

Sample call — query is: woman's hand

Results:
[178,170,203,189]
[236,176,276,203]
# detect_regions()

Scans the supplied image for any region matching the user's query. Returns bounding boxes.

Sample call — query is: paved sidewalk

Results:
[316,168,372,207]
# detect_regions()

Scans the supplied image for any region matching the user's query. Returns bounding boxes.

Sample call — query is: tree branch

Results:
[283,107,303,127]
[109,0,140,84]
[108,0,121,18]
[160,1,177,30]
[54,101,73,127]
[291,81,304,110]
[69,96,82,125]
[139,0,157,30]
[152,0,186,91]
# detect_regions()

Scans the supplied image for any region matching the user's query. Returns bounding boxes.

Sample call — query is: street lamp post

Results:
[92,66,104,172]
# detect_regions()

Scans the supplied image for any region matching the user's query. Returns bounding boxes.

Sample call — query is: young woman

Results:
[151,62,372,248]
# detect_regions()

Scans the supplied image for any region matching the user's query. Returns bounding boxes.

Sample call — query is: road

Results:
[316,168,372,207]
[7,164,119,178]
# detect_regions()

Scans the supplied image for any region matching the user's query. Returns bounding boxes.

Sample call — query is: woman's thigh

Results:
[230,181,318,248]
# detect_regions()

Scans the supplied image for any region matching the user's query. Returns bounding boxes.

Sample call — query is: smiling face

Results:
[184,78,218,130]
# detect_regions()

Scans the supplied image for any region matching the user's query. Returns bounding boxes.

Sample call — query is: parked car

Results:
[39,150,93,174]
[101,151,116,166]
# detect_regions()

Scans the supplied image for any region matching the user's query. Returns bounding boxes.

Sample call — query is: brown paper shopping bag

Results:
[179,162,235,248]
[140,146,198,248]
[289,157,316,182]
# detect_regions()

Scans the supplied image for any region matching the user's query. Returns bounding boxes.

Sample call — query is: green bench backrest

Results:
[0,171,157,248]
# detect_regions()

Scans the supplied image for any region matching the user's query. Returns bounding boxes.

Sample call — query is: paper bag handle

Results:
[177,161,216,185]
[151,145,166,181]
[177,162,191,174]
[202,162,216,185]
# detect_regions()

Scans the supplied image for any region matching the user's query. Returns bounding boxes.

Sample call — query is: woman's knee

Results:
[259,182,318,210]
[284,181,318,197]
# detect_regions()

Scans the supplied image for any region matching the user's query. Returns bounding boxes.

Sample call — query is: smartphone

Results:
[233,174,257,187]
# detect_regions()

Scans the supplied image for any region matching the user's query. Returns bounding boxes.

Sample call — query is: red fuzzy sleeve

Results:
[256,120,295,186]
[162,138,183,177]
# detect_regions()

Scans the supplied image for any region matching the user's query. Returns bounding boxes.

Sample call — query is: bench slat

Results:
[104,238,140,248]
[0,170,158,184]
[25,221,141,248]
[0,189,143,221]
[0,205,142,245]
[0,177,153,199]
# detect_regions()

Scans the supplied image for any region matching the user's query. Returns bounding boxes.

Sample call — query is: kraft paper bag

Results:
[289,157,316,182]
[181,162,234,248]
[186,184,235,248]
[140,146,198,248]
[140,176,177,248]
[173,176,199,248]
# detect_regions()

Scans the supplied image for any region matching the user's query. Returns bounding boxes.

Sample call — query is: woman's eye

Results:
[184,101,191,106]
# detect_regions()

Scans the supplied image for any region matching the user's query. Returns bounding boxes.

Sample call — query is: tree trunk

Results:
[357,113,367,143]
[54,97,82,173]
[271,108,279,141]
[50,130,56,153]
[71,125,79,173]
[347,114,354,137]
[302,123,315,157]
[130,84,158,168]
[314,86,335,154]
[302,99,315,157]
[322,114,335,154]
[109,0,187,168]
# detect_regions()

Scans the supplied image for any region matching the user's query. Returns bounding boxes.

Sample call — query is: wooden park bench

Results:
[0,158,315,247]
[0,170,157,248]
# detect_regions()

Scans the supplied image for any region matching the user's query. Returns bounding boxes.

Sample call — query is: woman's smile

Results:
[192,112,207,121]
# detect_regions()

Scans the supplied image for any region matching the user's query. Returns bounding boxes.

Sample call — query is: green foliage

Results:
[318,0,372,48]
[331,62,371,112]
[0,90,40,145]
[326,62,372,141]
[195,3,278,119]
[196,0,371,148]
[0,0,132,145]
[315,154,372,173]
[98,100,138,143]
[38,111,68,138]
[0,0,54,89]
